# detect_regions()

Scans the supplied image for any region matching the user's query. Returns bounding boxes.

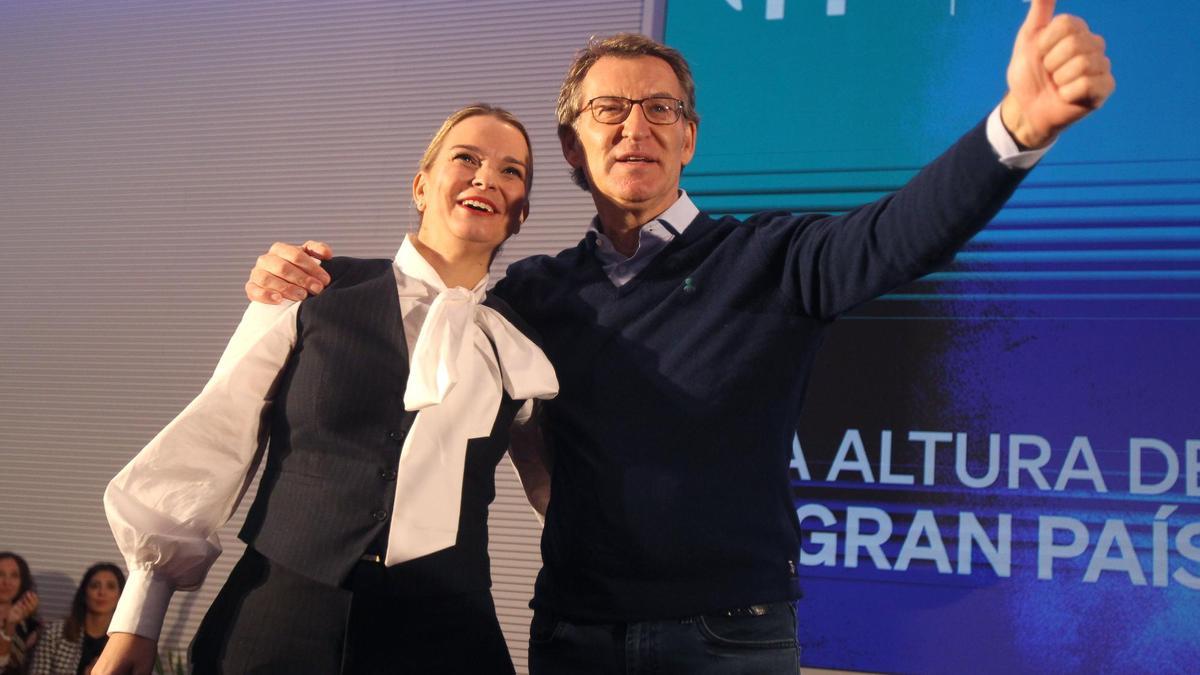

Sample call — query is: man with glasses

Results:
[245,2,1112,671]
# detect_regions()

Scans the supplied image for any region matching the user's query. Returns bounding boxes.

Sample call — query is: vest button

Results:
[379,469,397,481]
[371,509,388,521]
[387,430,404,442]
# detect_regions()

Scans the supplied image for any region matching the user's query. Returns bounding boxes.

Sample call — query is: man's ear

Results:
[559,126,584,170]
[680,119,698,167]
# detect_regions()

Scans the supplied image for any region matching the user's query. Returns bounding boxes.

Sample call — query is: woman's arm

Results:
[90,633,155,675]
[99,301,300,664]
[0,595,38,675]
[508,404,552,522]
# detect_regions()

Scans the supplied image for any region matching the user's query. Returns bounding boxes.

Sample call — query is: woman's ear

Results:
[412,172,427,212]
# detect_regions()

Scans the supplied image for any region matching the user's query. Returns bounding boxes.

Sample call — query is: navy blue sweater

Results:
[493,117,1028,621]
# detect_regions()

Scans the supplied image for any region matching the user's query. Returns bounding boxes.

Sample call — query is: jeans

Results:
[528,601,800,674]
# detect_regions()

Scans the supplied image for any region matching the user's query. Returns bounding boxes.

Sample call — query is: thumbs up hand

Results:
[1001,0,1115,149]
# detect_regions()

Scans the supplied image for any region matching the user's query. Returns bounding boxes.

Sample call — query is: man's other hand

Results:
[246,240,334,304]
[1002,0,1115,149]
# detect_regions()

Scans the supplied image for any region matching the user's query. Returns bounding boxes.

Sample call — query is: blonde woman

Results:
[95,105,556,675]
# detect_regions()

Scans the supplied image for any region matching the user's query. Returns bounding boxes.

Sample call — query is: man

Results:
[244,1,1113,672]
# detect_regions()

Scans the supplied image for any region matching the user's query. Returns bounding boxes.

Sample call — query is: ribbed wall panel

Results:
[0,2,648,672]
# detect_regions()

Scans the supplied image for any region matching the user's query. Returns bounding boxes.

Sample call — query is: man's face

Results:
[564,55,697,218]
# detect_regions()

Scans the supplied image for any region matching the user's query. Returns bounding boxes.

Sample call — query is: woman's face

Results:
[0,558,20,603]
[413,114,530,254]
[84,570,121,615]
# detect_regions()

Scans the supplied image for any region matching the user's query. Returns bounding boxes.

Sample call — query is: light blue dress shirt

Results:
[591,190,700,287]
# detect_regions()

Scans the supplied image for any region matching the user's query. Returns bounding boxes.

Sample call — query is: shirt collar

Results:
[394,234,489,301]
[654,189,700,236]
[590,189,700,258]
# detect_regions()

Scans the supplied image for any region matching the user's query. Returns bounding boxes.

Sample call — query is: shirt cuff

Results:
[108,569,173,641]
[986,105,1053,170]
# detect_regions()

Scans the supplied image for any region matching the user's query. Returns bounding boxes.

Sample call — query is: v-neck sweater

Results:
[493,116,1029,621]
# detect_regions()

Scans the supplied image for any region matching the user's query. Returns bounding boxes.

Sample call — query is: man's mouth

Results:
[458,197,497,214]
[616,153,657,164]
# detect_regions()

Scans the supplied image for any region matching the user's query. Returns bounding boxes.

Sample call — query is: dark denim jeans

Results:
[528,601,800,674]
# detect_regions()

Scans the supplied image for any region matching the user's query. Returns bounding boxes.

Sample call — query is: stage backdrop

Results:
[666,1,1198,673]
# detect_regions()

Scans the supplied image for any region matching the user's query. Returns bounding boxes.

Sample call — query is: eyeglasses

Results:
[580,96,686,125]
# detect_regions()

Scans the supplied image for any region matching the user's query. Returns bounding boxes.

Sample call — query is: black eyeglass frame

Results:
[579,96,687,125]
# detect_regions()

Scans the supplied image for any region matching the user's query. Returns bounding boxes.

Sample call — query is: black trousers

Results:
[191,548,514,675]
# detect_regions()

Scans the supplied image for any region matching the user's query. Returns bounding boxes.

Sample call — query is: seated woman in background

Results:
[0,552,41,675]
[95,104,556,675]
[29,563,124,675]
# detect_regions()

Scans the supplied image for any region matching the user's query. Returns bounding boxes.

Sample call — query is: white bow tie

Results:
[385,273,557,566]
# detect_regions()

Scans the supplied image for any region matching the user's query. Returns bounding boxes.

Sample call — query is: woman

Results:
[94,105,557,675]
[0,553,40,675]
[29,563,124,675]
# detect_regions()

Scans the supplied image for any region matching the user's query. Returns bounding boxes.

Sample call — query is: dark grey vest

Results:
[239,256,527,596]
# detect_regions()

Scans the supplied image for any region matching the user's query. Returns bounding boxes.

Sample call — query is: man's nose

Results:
[621,103,651,139]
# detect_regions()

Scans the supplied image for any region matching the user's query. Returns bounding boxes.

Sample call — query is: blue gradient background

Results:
[666,1,1199,673]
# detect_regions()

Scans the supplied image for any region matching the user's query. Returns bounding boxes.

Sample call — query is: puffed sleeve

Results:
[104,300,299,641]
